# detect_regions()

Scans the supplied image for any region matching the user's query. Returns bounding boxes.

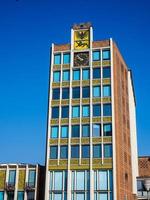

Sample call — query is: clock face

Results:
[74,30,90,50]
[74,52,89,66]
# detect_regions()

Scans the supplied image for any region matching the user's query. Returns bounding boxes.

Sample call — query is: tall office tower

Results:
[45,23,138,200]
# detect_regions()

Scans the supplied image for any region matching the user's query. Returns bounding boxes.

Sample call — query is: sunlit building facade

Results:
[44,23,138,200]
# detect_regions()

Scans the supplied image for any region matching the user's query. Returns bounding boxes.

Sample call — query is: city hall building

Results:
[44,23,139,200]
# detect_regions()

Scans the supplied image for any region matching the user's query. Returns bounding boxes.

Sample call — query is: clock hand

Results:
[76,55,84,61]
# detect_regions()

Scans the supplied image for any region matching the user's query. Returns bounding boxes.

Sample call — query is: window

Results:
[93,51,100,61]
[54,54,61,65]
[72,106,80,118]
[103,104,112,116]
[27,191,34,200]
[72,125,80,137]
[52,107,59,118]
[28,170,36,187]
[52,88,60,100]
[82,87,90,98]
[103,85,111,97]
[61,126,68,138]
[99,193,108,200]
[102,49,110,60]
[53,71,60,82]
[93,145,101,158]
[62,70,70,81]
[103,67,111,78]
[103,124,112,136]
[82,145,90,158]
[71,145,79,158]
[104,144,112,157]
[0,192,4,200]
[17,192,24,200]
[82,105,90,117]
[72,87,80,99]
[93,124,101,137]
[51,126,58,138]
[93,68,101,79]
[50,146,58,159]
[60,146,68,159]
[93,86,101,97]
[73,70,80,80]
[8,170,16,185]
[63,53,70,64]
[82,125,90,137]
[93,104,101,116]
[62,88,69,99]
[99,171,108,190]
[82,69,90,80]
[7,192,14,200]
[62,106,69,118]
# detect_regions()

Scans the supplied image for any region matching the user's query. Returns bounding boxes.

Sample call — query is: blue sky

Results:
[0,0,150,164]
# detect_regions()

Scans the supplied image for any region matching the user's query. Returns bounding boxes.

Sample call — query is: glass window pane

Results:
[76,171,85,190]
[50,146,58,159]
[53,88,60,100]
[109,170,113,191]
[93,86,101,97]
[62,88,69,99]
[82,125,90,137]
[93,145,101,158]
[103,104,112,116]
[27,191,34,200]
[61,126,68,138]
[54,193,62,200]
[93,68,101,79]
[72,87,80,99]
[82,87,90,98]
[93,51,100,61]
[63,53,70,64]
[93,105,101,116]
[28,170,35,187]
[71,145,79,158]
[93,124,101,137]
[104,144,112,158]
[72,125,80,137]
[103,85,111,97]
[82,105,90,117]
[54,172,63,190]
[63,70,70,81]
[60,146,68,159]
[82,69,90,80]
[72,106,80,118]
[73,70,80,80]
[103,67,111,78]
[82,145,90,158]
[52,107,59,118]
[76,193,84,200]
[62,106,69,118]
[51,126,58,138]
[99,171,108,190]
[103,124,112,136]
[0,192,4,200]
[8,170,16,184]
[53,71,60,82]
[54,54,61,65]
[102,49,110,60]
[99,193,108,200]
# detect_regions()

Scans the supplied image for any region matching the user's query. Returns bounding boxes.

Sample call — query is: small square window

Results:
[54,54,61,65]
[82,87,90,98]
[93,86,101,97]
[102,49,110,60]
[50,146,58,159]
[53,71,60,82]
[73,70,80,80]
[104,144,112,157]
[82,125,90,137]
[82,145,90,158]
[72,87,80,99]
[61,126,68,138]
[103,104,112,116]
[93,51,100,61]
[103,67,111,78]
[82,105,90,117]
[71,145,79,158]
[82,69,90,80]
[93,104,101,116]
[72,125,80,137]
[93,124,101,137]
[103,124,112,136]
[93,68,101,79]
[52,88,60,100]
[103,85,111,97]
[52,107,59,118]
[93,144,101,158]
[72,106,80,118]
[62,106,69,118]
[63,53,70,64]
[62,70,70,81]
[62,88,69,99]
[60,146,68,159]
[51,126,58,138]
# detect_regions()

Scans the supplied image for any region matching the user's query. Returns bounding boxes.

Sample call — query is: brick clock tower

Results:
[45,23,139,200]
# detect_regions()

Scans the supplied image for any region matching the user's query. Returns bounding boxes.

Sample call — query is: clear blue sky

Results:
[0,0,150,164]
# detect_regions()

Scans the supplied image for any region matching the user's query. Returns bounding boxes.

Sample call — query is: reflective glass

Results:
[93,145,101,158]
[71,145,79,158]
[54,54,61,65]
[61,126,68,138]
[103,124,112,136]
[99,171,108,190]
[54,193,62,200]
[93,105,101,116]
[54,172,63,190]
[104,144,112,158]
[73,70,80,80]
[72,87,80,99]
[99,193,108,200]
[50,146,58,159]
[103,104,112,116]
[82,125,90,137]
[82,87,90,98]
[63,70,70,81]
[93,124,101,137]
[28,170,35,187]
[93,51,100,61]
[72,125,80,137]
[93,68,101,79]
[53,88,60,100]
[62,88,69,99]
[103,67,111,78]
[63,53,70,64]
[93,86,101,97]
[82,145,90,158]
[51,126,58,138]
[82,105,90,117]
[8,170,16,184]
[76,171,85,190]
[76,193,84,200]
[62,106,69,118]
[102,49,110,60]
[53,71,60,82]
[82,69,90,80]
[0,192,4,200]
[60,146,68,159]
[72,106,80,118]
[103,85,111,97]
[52,107,59,118]
[27,191,34,200]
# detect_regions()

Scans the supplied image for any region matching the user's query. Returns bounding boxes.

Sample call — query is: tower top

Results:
[72,22,92,30]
